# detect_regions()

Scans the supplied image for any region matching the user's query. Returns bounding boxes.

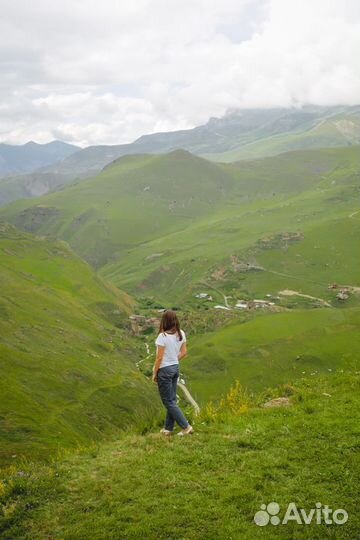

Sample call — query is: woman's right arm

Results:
[152,345,165,382]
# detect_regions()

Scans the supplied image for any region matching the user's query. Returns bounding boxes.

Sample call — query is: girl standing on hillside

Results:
[152,310,194,436]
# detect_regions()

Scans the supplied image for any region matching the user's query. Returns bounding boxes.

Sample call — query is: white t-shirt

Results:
[155,329,187,368]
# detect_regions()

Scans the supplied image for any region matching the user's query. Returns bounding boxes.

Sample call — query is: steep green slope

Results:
[183,307,360,403]
[0,171,77,207]
[1,371,359,539]
[0,222,159,463]
[0,150,235,268]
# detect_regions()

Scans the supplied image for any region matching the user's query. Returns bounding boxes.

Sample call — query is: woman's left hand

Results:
[152,372,158,383]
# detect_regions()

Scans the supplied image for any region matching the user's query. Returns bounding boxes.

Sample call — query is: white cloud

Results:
[0,0,359,145]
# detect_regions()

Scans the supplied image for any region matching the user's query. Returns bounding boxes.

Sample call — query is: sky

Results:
[0,0,360,147]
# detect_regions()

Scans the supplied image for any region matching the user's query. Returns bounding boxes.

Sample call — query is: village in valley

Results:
[195,292,277,311]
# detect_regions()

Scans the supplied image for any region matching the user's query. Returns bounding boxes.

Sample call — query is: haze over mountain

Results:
[1,105,360,208]
[0,140,79,177]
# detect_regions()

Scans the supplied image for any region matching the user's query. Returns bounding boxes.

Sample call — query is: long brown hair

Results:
[158,309,183,341]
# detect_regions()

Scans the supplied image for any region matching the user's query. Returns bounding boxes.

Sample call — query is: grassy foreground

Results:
[1,371,359,539]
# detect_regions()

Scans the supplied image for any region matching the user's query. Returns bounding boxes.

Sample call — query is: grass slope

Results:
[1,371,359,539]
[2,146,359,306]
[183,307,360,403]
[0,222,160,463]
[100,146,360,305]
[0,150,235,269]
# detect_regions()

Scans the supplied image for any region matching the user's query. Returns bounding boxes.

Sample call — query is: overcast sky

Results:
[1,0,359,146]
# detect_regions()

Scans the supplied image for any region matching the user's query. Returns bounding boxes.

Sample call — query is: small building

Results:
[253,299,276,309]
[195,293,213,300]
[235,301,248,309]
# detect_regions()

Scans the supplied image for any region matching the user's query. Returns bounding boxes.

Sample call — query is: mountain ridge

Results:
[1,105,360,207]
[0,140,80,177]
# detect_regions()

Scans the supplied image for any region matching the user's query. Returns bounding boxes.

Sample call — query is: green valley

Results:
[1,141,359,539]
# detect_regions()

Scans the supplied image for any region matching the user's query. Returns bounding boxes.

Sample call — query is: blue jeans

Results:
[157,364,189,430]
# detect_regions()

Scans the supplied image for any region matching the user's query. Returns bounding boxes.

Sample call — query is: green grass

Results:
[2,146,359,295]
[1,371,359,539]
[0,222,161,464]
[96,146,360,305]
[183,307,360,403]
[1,144,359,463]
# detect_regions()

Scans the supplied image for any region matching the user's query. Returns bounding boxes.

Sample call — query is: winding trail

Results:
[135,342,151,369]
[279,289,332,307]
[199,280,232,309]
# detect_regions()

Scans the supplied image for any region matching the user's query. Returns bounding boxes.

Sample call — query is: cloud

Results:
[0,0,359,145]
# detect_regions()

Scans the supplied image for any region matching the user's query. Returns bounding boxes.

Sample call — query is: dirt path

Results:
[349,210,360,218]
[279,289,332,307]
[177,382,201,416]
[340,285,360,294]
[198,280,232,309]
[135,342,151,369]
[265,268,326,286]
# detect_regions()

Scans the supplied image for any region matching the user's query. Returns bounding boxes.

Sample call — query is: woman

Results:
[152,310,194,436]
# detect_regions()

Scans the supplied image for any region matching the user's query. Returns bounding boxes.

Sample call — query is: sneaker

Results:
[160,428,173,436]
[177,425,194,436]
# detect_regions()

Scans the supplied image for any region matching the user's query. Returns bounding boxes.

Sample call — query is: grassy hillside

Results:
[0,150,235,268]
[1,145,359,415]
[0,222,160,463]
[2,147,359,301]
[1,371,359,539]
[183,307,360,403]
[100,147,360,306]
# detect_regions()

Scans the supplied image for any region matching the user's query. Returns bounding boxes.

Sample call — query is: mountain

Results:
[100,146,360,304]
[0,150,235,268]
[136,104,360,159]
[0,222,160,462]
[1,144,359,305]
[37,105,360,174]
[2,105,359,208]
[0,140,79,177]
